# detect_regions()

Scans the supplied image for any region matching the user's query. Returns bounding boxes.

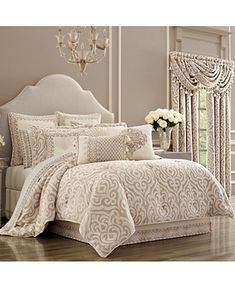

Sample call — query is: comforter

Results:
[0,153,234,257]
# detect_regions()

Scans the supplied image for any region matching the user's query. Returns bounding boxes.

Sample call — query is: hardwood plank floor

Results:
[0,197,235,261]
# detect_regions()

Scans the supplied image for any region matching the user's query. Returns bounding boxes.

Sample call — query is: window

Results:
[198,89,207,167]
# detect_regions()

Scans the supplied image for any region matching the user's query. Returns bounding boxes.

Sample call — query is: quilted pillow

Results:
[56,111,101,126]
[78,134,128,164]
[8,112,57,166]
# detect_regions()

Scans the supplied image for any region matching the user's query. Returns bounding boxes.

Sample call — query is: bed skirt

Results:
[47,218,212,246]
[5,189,212,246]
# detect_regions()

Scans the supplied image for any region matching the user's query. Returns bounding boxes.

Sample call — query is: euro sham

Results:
[8,112,57,166]
[70,121,127,128]
[56,111,101,126]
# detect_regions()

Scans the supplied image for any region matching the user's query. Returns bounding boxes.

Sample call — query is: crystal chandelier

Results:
[55,27,109,75]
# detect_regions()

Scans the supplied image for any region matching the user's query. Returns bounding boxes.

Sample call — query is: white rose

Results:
[157,109,164,118]
[145,114,154,124]
[159,119,167,128]
[163,110,172,120]
[168,116,174,122]
[151,111,160,121]
[173,117,179,124]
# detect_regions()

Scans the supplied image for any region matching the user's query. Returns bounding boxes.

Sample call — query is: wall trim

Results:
[108,26,113,112]
[166,26,170,109]
[118,26,122,122]
[228,26,232,60]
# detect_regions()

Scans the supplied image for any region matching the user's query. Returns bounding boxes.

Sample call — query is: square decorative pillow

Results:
[122,124,156,160]
[30,125,127,166]
[70,121,127,129]
[8,112,58,166]
[30,127,81,166]
[78,134,128,164]
[56,111,101,126]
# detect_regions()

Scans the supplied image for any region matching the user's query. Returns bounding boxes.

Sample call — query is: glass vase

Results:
[157,127,173,151]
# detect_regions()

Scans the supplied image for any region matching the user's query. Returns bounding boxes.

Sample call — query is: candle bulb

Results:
[91,27,98,41]
[56,29,64,43]
[80,42,85,60]
[68,29,78,42]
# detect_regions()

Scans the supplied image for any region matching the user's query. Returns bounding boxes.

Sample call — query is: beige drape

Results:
[170,51,234,197]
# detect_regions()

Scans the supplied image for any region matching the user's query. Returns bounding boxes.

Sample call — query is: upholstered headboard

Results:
[0,74,114,161]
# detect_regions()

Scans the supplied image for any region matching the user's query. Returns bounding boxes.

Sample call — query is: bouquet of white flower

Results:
[145,108,184,131]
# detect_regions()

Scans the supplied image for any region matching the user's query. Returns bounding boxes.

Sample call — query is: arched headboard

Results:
[0,74,114,161]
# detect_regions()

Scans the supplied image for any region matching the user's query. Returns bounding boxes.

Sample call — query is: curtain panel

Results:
[170,51,234,197]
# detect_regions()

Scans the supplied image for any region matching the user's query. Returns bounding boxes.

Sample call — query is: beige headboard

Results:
[0,74,114,161]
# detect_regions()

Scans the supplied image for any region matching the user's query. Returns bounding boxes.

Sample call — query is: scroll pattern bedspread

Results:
[0,153,234,257]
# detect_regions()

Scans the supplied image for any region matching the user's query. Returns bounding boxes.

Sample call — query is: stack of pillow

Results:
[8,111,157,169]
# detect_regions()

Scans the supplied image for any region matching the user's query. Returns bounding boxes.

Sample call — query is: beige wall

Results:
[122,27,167,126]
[0,26,167,126]
[0,27,109,110]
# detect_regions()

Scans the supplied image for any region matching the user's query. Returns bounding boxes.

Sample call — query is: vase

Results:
[157,127,173,151]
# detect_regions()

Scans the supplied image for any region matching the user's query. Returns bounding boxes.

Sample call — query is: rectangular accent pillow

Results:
[8,112,58,166]
[123,124,156,160]
[56,111,101,126]
[79,134,128,164]
[30,125,126,166]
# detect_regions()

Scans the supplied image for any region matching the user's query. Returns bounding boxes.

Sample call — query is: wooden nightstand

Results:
[154,150,192,161]
[0,158,9,227]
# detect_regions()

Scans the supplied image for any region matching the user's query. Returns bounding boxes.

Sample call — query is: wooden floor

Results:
[0,197,235,261]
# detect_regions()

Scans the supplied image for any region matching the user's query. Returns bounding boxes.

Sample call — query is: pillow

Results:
[70,121,127,128]
[8,112,57,166]
[30,125,126,166]
[123,124,155,160]
[19,130,33,168]
[79,134,128,164]
[56,111,101,126]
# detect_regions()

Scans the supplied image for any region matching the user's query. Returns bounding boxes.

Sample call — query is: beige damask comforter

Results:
[0,153,234,257]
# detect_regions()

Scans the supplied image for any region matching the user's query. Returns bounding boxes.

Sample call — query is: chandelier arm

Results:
[95,44,105,50]
[67,59,80,64]
[87,54,105,64]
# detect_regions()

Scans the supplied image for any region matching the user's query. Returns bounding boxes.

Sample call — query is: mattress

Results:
[5,165,32,218]
[6,165,32,191]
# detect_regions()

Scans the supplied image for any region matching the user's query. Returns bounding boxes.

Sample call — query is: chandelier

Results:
[55,27,109,75]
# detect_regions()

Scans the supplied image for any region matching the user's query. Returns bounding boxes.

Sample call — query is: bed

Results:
[0,74,234,258]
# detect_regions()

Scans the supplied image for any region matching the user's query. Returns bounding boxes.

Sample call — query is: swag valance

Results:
[170,51,234,197]
[170,51,234,93]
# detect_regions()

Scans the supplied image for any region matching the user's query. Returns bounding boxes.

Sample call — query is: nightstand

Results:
[154,150,192,161]
[0,158,8,227]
